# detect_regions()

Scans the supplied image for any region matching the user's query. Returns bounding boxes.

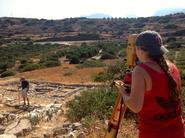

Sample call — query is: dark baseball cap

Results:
[136,30,169,56]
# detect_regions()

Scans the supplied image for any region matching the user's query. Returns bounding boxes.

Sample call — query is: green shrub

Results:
[78,60,105,68]
[91,59,127,82]
[66,44,99,62]
[166,50,176,62]
[133,22,145,28]
[0,43,64,72]
[118,49,127,57]
[165,37,176,43]
[28,115,40,125]
[164,24,177,29]
[0,61,15,70]
[167,41,182,49]
[159,18,170,23]
[81,115,96,128]
[46,55,59,61]
[101,52,116,59]
[180,70,185,87]
[43,60,61,67]
[173,29,185,36]
[21,64,40,72]
[69,55,80,64]
[92,72,111,82]
[106,59,127,80]
[66,86,117,122]
[56,50,66,57]
[20,58,29,64]
[1,70,16,77]
[0,63,9,70]
[176,48,185,69]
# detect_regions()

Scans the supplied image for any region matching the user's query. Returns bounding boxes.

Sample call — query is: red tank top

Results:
[138,63,184,138]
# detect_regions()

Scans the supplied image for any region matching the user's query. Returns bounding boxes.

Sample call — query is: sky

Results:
[0,0,185,19]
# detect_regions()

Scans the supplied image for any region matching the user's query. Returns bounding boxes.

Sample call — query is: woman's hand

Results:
[119,85,130,104]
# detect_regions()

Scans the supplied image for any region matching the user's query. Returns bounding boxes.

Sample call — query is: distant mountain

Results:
[154,7,185,16]
[85,13,112,19]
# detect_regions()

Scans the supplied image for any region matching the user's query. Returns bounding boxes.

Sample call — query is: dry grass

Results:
[117,119,139,138]
[0,59,119,84]
[13,63,104,84]
[85,119,138,138]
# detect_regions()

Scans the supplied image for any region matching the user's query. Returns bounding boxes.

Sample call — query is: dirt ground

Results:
[15,64,104,84]
[0,60,139,138]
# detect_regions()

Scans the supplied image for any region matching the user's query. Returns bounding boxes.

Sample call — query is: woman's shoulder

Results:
[133,64,147,76]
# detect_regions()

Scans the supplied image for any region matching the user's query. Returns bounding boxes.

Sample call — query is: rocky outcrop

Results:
[0,113,16,126]
[24,104,63,125]
[43,123,85,138]
[4,119,31,137]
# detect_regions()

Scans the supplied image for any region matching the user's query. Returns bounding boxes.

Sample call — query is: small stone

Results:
[0,134,16,138]
[0,125,5,134]
[53,127,68,136]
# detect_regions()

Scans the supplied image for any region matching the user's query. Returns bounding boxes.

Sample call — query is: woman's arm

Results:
[119,66,146,113]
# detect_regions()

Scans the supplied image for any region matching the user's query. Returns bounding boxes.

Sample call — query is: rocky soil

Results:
[0,79,99,138]
[0,78,139,138]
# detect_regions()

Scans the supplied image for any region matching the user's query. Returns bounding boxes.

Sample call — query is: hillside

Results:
[0,13,185,43]
[0,13,185,138]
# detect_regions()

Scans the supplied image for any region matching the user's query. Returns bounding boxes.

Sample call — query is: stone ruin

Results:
[0,80,97,138]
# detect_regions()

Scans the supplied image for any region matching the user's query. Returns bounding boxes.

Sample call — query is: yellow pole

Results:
[126,34,137,68]
[104,34,137,138]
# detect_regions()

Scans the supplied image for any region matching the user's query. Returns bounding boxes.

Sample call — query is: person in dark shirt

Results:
[19,77,30,106]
